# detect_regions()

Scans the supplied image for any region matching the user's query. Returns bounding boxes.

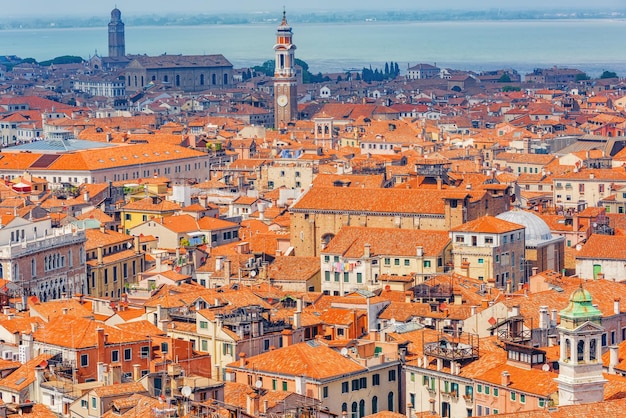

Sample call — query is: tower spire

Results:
[273,8,298,129]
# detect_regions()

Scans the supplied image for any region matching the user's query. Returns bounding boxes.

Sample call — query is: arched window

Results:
[351,402,358,418]
[372,396,378,414]
[341,403,347,413]
[176,74,180,87]
[388,392,394,412]
[578,340,585,362]
[200,74,205,85]
[164,75,169,83]
[224,73,228,85]
[359,399,365,418]
[212,74,216,85]
[565,338,571,361]
[590,338,597,361]
[134,75,137,87]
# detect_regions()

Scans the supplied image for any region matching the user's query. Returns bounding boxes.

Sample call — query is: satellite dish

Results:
[181,386,192,397]
[250,270,257,277]
[340,348,349,356]
[255,380,263,389]
[541,364,550,372]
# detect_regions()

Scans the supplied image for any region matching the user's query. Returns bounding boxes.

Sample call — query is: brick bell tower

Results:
[273,10,298,129]
[108,7,125,58]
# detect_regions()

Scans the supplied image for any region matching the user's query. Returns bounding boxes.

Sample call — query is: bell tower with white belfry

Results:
[273,9,298,129]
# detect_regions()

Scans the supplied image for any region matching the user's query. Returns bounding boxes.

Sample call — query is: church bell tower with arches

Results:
[108,7,126,58]
[555,286,607,406]
[273,10,298,129]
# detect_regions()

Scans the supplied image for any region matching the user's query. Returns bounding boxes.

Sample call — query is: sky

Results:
[3,0,625,18]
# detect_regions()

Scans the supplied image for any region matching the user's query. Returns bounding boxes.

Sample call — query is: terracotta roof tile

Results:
[29,299,92,322]
[576,234,626,260]
[227,341,365,380]
[291,187,469,215]
[267,256,320,281]
[0,354,52,392]
[33,316,148,348]
[450,216,525,234]
[324,226,450,258]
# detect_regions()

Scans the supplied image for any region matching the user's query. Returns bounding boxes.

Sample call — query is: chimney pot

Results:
[501,371,510,386]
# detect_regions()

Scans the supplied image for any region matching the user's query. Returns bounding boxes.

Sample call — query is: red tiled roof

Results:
[450,216,525,234]
[227,341,365,380]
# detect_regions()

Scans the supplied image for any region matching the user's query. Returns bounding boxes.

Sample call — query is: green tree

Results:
[252,60,275,76]
[39,55,84,66]
[600,70,618,79]
[576,73,590,81]
[253,58,323,84]
[499,73,512,83]
[295,58,309,73]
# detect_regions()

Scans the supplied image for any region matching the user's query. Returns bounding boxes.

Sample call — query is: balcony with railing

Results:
[423,333,479,362]
[0,226,85,259]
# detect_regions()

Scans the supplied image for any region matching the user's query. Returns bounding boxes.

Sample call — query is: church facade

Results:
[124,54,233,93]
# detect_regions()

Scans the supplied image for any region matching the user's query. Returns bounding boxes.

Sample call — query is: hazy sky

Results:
[4,0,625,18]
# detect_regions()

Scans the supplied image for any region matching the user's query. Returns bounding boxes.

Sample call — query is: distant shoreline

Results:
[1,9,625,30]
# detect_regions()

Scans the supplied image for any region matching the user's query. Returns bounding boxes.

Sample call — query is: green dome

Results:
[560,286,602,324]
[570,287,593,303]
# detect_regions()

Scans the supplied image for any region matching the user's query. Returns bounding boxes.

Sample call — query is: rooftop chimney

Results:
[134,235,141,254]
[615,298,621,315]
[539,306,549,330]
[282,329,293,347]
[501,371,511,386]
[246,393,260,416]
[133,364,141,381]
[223,259,231,285]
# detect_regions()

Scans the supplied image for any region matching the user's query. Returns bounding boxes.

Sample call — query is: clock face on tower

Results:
[277,94,288,107]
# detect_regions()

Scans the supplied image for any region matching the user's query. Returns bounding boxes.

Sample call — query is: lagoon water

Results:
[2,19,626,77]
